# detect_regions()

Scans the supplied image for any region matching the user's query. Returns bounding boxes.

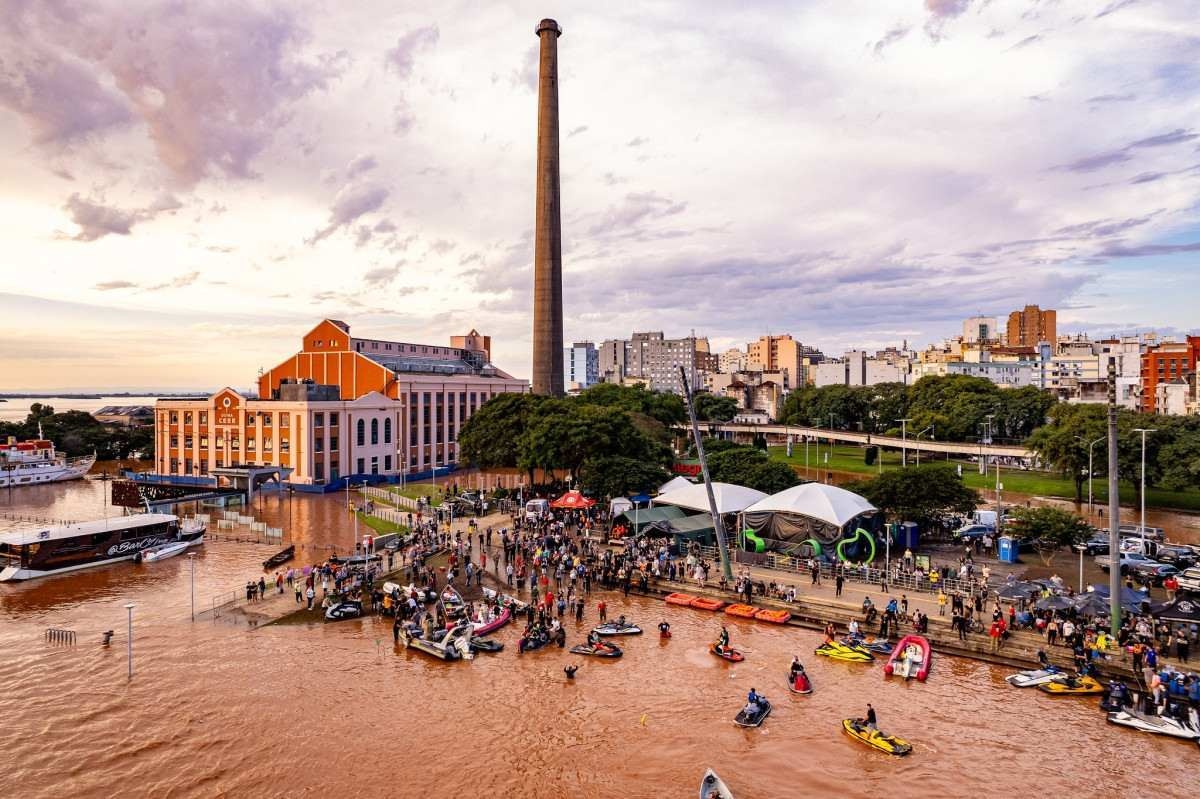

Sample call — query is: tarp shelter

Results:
[658,476,694,495]
[615,505,686,536]
[741,483,878,550]
[643,512,716,549]
[609,497,633,515]
[653,482,767,515]
[1149,597,1200,623]
[1090,585,1152,613]
[551,490,596,509]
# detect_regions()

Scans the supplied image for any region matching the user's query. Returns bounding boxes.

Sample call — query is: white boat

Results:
[1005,668,1064,688]
[1107,708,1200,741]
[0,435,95,488]
[699,768,735,799]
[140,540,190,562]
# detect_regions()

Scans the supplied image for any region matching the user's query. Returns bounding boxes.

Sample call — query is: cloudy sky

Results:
[1,0,1198,392]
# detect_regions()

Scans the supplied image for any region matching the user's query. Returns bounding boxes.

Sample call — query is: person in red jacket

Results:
[1164,574,1179,601]
[989,620,1003,652]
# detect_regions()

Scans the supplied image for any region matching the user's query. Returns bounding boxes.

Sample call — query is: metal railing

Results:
[45,628,76,645]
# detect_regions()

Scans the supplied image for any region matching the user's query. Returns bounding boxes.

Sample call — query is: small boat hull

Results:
[699,768,734,799]
[734,698,771,728]
[569,642,623,658]
[1037,676,1104,696]
[842,718,912,756]
[883,635,931,681]
[815,641,874,663]
[141,541,189,563]
[592,622,642,636]
[1005,667,1062,688]
[1107,708,1200,740]
[711,645,744,663]
[787,670,813,694]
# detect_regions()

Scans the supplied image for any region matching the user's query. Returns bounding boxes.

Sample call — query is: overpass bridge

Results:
[692,422,1034,462]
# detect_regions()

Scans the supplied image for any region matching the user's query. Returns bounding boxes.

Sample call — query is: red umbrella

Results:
[550,490,596,509]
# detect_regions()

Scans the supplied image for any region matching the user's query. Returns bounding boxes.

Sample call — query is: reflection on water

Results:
[0,482,1194,798]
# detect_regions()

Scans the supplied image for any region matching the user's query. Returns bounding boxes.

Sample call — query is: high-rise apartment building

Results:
[746,334,822,388]
[563,341,599,390]
[1006,305,1057,347]
[1141,336,1200,413]
[962,316,999,343]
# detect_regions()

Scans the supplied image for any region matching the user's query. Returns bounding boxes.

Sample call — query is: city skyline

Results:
[2,1,1199,391]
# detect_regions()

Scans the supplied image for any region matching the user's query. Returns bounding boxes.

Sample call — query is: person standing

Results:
[1176,630,1190,664]
[865,703,877,730]
[598,599,607,623]
[937,590,947,617]
[835,572,844,598]
[306,585,315,610]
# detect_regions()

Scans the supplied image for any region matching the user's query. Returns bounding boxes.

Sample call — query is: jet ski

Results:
[844,634,894,655]
[815,641,874,663]
[324,600,363,621]
[1107,706,1200,741]
[699,768,735,799]
[787,668,813,695]
[1037,675,1104,695]
[469,637,504,653]
[517,630,553,654]
[1100,681,1132,712]
[711,645,745,663]
[734,698,772,727]
[569,641,623,658]
[592,621,642,636]
[1005,666,1062,688]
[842,718,912,756]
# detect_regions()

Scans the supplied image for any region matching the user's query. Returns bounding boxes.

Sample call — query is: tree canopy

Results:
[706,445,801,495]
[844,463,979,529]
[1005,506,1093,566]
[0,403,152,461]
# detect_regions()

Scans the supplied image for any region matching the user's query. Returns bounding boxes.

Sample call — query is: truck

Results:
[1177,567,1200,595]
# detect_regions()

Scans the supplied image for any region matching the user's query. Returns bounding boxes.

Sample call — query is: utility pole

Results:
[1075,435,1104,516]
[896,418,911,467]
[680,366,732,583]
[1132,428,1156,545]
[1105,361,1121,637]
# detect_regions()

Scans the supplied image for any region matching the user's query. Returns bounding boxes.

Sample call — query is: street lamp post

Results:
[896,418,911,467]
[1075,435,1104,516]
[914,425,934,466]
[124,603,134,680]
[1132,428,1156,544]
[188,553,196,622]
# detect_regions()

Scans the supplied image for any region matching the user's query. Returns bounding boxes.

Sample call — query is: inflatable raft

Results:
[689,597,727,612]
[724,603,758,619]
[883,635,931,681]
[666,592,698,606]
[754,609,790,624]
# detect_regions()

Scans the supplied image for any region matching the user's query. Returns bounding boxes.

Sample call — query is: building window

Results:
[384,455,392,471]
[231,438,240,450]
[357,418,365,446]
[200,436,209,447]
[315,462,324,480]
[314,412,324,427]
[370,418,379,445]
[247,438,256,451]
[383,418,392,444]
[184,412,192,424]
[329,412,339,427]
[330,435,338,450]
[198,411,207,425]
[371,456,379,475]
[280,439,290,453]
[314,438,323,453]
[356,458,365,474]
[264,438,273,451]
[247,414,256,426]
[185,437,194,449]
[262,414,272,427]
[170,412,179,424]
[280,415,289,428]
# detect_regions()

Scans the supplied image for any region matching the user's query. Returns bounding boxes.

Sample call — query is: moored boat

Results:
[262,544,295,570]
[815,640,874,663]
[699,768,734,799]
[1005,667,1063,688]
[1107,706,1200,740]
[140,540,190,563]
[593,620,642,636]
[883,635,931,681]
[0,436,95,488]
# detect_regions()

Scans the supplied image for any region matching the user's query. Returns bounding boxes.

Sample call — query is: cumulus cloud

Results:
[63,195,138,241]
[93,280,138,291]
[587,192,687,237]
[872,25,910,57]
[307,181,390,245]
[363,262,403,287]
[346,154,378,178]
[385,25,439,77]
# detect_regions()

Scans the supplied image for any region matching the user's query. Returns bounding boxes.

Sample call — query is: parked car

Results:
[953,524,992,541]
[1074,534,1110,556]
[1095,551,1158,574]
[1118,524,1165,541]
[1156,545,1196,569]
[1177,567,1200,595]
[1129,562,1180,587]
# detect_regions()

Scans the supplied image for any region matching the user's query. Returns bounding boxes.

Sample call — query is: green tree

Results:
[845,463,979,529]
[1005,506,1092,567]
[692,392,738,422]
[707,445,799,494]
[1158,419,1200,491]
[1027,403,1107,501]
[578,455,669,498]
[576,383,686,427]
[457,393,544,470]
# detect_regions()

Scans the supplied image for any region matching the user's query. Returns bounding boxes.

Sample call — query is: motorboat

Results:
[844,634,894,655]
[325,600,363,621]
[699,768,734,799]
[734,698,771,728]
[1107,707,1200,741]
[262,544,295,570]
[883,635,931,681]
[482,586,528,612]
[711,646,745,663]
[140,540,190,563]
[1005,667,1063,688]
[469,637,504,654]
[842,718,912,756]
[592,620,642,636]
[402,621,473,661]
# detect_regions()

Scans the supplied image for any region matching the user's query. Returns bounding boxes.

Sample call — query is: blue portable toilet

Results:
[998,536,1019,563]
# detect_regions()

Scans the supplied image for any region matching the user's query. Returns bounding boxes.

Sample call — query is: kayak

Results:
[724,603,758,619]
[734,698,771,727]
[711,645,745,663]
[1005,667,1062,688]
[754,609,790,624]
[699,768,735,799]
[593,621,642,636]
[883,635,931,681]
[569,641,623,658]
[842,718,912,756]
[1037,675,1104,695]
[815,641,874,663]
[1107,707,1200,741]
[787,669,813,695]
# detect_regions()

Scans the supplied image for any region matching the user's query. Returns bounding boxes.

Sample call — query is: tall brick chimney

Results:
[531,18,564,396]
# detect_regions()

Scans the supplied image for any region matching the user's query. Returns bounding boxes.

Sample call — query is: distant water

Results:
[0,397,163,424]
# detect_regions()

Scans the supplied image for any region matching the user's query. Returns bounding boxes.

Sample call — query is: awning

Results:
[551,490,596,509]
[1149,597,1200,623]
[610,497,633,515]
[743,483,876,528]
[616,505,686,534]
[658,475,694,494]
[653,482,767,515]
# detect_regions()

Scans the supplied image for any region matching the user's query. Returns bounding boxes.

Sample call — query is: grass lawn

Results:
[387,484,446,506]
[356,511,409,536]
[767,445,1200,512]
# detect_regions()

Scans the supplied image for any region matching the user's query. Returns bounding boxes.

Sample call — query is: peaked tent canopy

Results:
[653,482,767,515]
[551,490,596,509]
[658,475,694,495]
[744,483,877,528]
[1149,597,1200,623]
[609,497,634,515]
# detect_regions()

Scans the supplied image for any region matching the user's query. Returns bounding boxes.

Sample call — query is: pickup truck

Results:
[1156,545,1197,569]
[1178,567,1200,595]
[1095,551,1159,574]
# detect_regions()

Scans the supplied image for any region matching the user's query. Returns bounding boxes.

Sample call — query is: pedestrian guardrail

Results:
[45,628,76,645]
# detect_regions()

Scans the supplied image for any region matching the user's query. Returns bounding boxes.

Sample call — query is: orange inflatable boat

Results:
[754,609,791,624]
[724,604,759,619]
[689,597,726,611]
[665,592,698,606]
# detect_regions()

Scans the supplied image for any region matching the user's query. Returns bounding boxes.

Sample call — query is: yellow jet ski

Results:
[1037,675,1104,695]
[815,640,874,663]
[842,718,912,756]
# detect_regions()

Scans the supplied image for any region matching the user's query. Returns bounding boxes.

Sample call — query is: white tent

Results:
[744,483,876,528]
[609,496,634,515]
[657,475,694,495]
[653,482,767,515]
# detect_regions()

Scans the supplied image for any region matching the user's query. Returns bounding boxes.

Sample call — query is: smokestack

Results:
[531,18,564,396]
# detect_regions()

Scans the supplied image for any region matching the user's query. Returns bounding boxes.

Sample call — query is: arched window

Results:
[370,418,379,445]
[383,417,392,444]
[356,418,365,446]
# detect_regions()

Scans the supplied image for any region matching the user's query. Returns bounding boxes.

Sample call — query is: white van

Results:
[524,499,550,522]
[1119,538,1160,558]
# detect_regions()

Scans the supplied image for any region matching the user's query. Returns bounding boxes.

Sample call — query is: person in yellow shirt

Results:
[937,590,947,616]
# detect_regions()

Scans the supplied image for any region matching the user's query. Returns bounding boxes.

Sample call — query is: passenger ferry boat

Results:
[0,513,206,581]
[0,435,95,488]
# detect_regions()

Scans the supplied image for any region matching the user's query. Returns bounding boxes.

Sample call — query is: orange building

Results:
[1141,336,1200,413]
[1006,305,1056,347]
[154,320,527,487]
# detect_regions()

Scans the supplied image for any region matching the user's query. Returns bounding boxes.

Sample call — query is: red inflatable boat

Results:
[883,635,931,681]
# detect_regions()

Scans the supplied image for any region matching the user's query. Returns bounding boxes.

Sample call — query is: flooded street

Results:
[1,481,1195,798]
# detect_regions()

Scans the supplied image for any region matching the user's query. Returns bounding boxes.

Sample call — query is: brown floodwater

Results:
[1,480,1196,798]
